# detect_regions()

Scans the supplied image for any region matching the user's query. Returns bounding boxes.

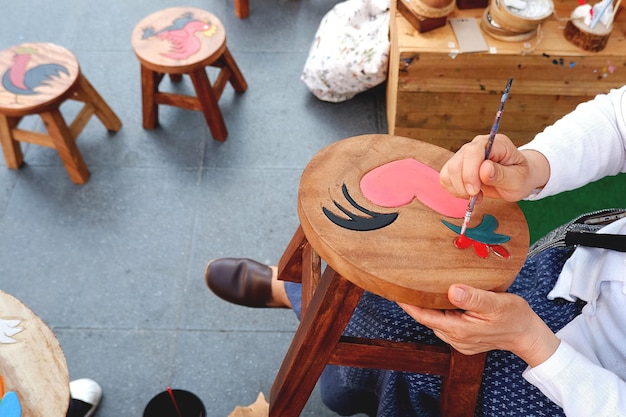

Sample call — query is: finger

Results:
[398,302,448,330]
[459,136,491,196]
[447,284,497,316]
[440,154,469,198]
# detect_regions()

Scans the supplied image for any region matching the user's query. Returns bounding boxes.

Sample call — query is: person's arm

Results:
[520,86,626,199]
[440,86,626,202]
[523,342,626,417]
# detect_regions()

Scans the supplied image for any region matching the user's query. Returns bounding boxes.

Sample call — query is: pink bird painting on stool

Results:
[141,12,218,60]
[1,46,69,99]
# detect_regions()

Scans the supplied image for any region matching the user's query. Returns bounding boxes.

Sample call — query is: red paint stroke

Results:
[454,234,510,259]
[360,158,467,218]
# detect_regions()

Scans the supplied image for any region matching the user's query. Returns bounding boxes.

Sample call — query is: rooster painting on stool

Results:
[1,46,69,101]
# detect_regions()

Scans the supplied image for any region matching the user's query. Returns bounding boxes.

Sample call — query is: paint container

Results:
[408,0,456,19]
[480,8,538,41]
[563,10,612,51]
[143,389,206,417]
[482,0,553,41]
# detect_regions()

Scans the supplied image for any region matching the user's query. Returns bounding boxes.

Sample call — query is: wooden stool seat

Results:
[271,134,530,416]
[0,42,122,184]
[0,290,70,417]
[131,7,247,142]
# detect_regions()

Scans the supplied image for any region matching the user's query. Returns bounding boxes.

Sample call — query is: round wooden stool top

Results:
[0,42,79,117]
[131,7,227,74]
[0,290,70,417]
[298,134,530,309]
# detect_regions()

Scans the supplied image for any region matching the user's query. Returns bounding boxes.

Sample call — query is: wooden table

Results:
[387,0,626,151]
[0,290,69,417]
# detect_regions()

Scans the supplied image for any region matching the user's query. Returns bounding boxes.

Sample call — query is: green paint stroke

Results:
[441,214,510,245]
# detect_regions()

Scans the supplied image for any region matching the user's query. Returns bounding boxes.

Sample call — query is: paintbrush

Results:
[459,77,513,236]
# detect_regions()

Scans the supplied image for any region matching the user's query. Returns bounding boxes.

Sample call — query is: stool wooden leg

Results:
[234,0,250,19]
[76,74,122,132]
[40,110,89,184]
[440,349,486,417]
[277,226,307,283]
[222,48,248,92]
[269,268,364,417]
[141,65,159,130]
[169,74,183,83]
[0,114,24,169]
[189,68,228,142]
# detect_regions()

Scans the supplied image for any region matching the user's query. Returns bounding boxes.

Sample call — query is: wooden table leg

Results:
[269,268,364,417]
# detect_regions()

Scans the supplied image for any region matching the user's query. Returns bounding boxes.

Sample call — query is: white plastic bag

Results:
[301,0,390,103]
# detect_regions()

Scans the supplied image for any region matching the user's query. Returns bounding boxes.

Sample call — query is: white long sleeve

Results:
[519,86,626,199]
[523,341,626,417]
[516,87,626,416]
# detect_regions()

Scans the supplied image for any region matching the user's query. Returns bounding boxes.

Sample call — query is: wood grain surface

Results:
[0,290,70,417]
[298,134,529,308]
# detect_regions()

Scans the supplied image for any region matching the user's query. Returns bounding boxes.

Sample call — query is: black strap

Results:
[565,231,626,252]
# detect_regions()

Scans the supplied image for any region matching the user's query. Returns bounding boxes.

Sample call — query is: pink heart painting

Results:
[360,158,467,218]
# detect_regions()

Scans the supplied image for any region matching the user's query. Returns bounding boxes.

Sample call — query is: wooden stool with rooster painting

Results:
[271,134,530,417]
[0,42,122,184]
[131,7,247,142]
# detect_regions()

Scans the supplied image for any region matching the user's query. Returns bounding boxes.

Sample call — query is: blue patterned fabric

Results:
[284,246,586,417]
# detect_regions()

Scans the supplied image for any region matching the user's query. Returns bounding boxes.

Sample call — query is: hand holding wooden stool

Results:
[131,7,247,142]
[0,42,122,184]
[271,134,530,416]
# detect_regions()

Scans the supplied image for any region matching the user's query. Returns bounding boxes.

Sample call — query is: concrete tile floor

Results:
[0,0,386,416]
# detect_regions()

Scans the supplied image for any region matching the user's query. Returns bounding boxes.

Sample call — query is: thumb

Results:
[448,284,491,313]
[479,160,529,201]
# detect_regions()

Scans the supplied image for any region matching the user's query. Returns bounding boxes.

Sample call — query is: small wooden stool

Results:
[0,42,122,184]
[271,134,530,416]
[131,7,248,142]
[0,290,70,417]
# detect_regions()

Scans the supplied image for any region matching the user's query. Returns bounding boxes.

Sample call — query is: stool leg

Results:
[440,349,486,417]
[169,74,183,83]
[0,114,24,169]
[269,268,364,417]
[277,226,307,283]
[140,65,159,130]
[189,68,228,142]
[222,48,248,92]
[234,0,250,19]
[76,74,122,132]
[40,110,89,184]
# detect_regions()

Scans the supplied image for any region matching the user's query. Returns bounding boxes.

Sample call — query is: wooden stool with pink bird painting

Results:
[131,7,248,142]
[0,42,122,184]
[271,134,530,417]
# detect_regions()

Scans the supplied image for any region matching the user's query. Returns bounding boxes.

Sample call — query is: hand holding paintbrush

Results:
[459,77,513,237]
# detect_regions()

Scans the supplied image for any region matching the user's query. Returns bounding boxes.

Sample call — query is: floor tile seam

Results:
[52,327,296,334]
[199,165,306,172]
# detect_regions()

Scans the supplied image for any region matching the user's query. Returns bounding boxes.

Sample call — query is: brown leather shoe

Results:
[204,258,282,308]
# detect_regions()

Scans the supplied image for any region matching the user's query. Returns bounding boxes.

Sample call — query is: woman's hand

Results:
[439,134,550,202]
[399,285,561,367]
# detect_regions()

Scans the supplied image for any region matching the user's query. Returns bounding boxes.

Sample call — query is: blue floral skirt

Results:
[284,246,585,417]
